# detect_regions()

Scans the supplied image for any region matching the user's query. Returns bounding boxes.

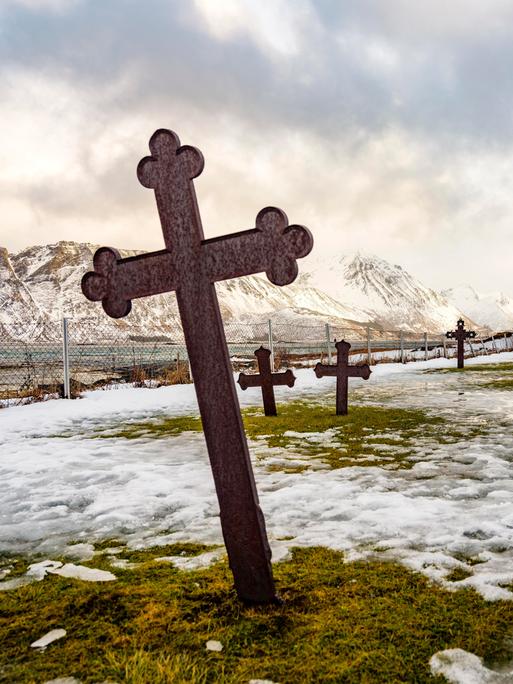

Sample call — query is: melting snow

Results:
[205,640,223,652]
[31,629,67,649]
[2,356,513,599]
[0,560,116,591]
[430,648,513,683]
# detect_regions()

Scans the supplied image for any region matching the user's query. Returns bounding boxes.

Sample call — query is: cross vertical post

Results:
[81,129,313,602]
[314,340,371,415]
[445,319,476,369]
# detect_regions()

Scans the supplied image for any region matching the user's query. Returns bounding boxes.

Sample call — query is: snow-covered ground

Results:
[2,353,513,600]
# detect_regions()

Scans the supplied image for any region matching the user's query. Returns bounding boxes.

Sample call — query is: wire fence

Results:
[0,318,511,407]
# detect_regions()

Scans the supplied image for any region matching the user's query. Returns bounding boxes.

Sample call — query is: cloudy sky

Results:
[1,0,513,293]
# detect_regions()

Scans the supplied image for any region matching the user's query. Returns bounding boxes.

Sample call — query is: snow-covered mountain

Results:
[302,253,473,334]
[0,242,486,340]
[1,242,369,340]
[0,247,46,338]
[442,285,513,331]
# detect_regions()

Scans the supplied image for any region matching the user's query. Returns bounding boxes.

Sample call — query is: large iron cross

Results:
[314,340,371,415]
[82,129,313,603]
[446,319,476,369]
[238,346,295,416]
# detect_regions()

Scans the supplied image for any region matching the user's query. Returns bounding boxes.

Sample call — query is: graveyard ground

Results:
[2,354,513,682]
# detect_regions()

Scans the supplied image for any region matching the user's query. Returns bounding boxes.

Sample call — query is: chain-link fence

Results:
[1,318,511,407]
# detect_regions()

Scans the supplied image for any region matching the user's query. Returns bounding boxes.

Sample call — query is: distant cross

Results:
[314,340,371,415]
[446,319,476,369]
[81,129,313,603]
[238,346,295,416]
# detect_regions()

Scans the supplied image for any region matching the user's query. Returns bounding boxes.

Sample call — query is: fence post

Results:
[62,317,71,399]
[424,332,428,361]
[367,325,372,365]
[325,322,332,364]
[400,330,405,363]
[491,334,497,354]
[268,319,274,370]
[442,335,447,358]
[504,332,508,351]
[468,338,475,357]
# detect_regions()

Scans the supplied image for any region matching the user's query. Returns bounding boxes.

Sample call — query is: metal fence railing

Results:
[1,318,511,407]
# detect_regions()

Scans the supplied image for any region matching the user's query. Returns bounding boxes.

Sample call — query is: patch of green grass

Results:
[427,361,513,391]
[243,401,484,471]
[2,546,513,683]
[483,378,513,390]
[97,414,203,439]
[446,567,473,582]
[81,400,488,472]
[428,362,513,374]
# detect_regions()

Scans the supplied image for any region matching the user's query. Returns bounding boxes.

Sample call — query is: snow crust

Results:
[2,356,513,600]
[31,629,66,649]
[430,648,513,683]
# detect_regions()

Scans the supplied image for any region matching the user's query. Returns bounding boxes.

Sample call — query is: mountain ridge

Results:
[0,241,488,340]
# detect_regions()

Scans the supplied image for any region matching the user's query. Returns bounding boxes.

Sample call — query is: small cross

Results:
[81,129,313,603]
[446,319,476,369]
[314,340,371,415]
[238,346,295,416]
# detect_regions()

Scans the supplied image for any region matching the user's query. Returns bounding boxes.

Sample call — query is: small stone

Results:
[206,640,223,652]
[43,678,80,684]
[31,628,67,649]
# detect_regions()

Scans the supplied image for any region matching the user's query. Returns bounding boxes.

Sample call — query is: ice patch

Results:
[0,560,116,591]
[31,628,66,649]
[50,563,116,582]
[206,640,223,652]
[62,543,95,561]
[430,648,513,683]
[156,548,224,570]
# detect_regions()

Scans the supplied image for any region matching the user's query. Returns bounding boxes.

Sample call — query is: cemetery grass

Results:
[3,545,513,683]
[95,400,485,472]
[427,361,513,390]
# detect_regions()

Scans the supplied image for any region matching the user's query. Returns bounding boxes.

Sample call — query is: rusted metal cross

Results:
[81,129,313,604]
[446,319,476,369]
[314,340,371,415]
[238,346,295,416]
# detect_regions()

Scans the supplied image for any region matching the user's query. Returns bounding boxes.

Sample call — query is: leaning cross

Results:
[446,319,476,369]
[314,340,371,415]
[238,346,295,416]
[81,129,313,603]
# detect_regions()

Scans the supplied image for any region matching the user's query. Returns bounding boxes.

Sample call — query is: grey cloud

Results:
[3,0,513,145]
[1,1,513,292]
